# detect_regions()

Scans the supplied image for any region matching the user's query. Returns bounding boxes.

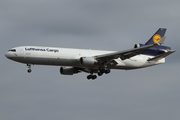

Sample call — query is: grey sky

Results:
[0,0,179,120]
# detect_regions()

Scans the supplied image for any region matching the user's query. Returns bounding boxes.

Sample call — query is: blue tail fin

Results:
[145,28,166,45]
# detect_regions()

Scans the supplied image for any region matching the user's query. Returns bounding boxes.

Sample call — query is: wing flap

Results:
[147,50,175,61]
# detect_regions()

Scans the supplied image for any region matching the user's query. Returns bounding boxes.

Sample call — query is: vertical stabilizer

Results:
[145,28,166,45]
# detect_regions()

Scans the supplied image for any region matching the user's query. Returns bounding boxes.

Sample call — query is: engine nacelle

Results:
[80,57,97,66]
[60,67,78,75]
[134,44,140,48]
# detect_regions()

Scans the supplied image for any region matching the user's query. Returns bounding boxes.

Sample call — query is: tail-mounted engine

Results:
[134,44,141,48]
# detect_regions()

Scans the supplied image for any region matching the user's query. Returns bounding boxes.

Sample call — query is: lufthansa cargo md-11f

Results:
[5,28,175,80]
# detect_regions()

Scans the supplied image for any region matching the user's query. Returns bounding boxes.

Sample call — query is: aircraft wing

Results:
[147,50,175,62]
[95,43,161,63]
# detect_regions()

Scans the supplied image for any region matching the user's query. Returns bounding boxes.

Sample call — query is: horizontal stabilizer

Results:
[147,50,175,62]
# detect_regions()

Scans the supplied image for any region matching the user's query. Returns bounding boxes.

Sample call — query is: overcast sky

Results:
[0,0,180,120]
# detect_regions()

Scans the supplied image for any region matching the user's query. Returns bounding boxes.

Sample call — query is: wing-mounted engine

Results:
[80,57,98,66]
[60,67,79,75]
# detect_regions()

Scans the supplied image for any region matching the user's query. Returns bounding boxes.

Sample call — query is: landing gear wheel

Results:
[87,75,92,80]
[98,72,103,76]
[105,69,110,74]
[92,75,97,80]
[27,69,32,73]
[87,75,97,80]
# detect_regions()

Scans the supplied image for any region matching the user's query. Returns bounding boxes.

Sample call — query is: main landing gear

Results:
[87,74,97,80]
[87,69,111,80]
[27,64,32,73]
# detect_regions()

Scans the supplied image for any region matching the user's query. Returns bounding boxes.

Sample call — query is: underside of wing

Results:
[147,50,175,61]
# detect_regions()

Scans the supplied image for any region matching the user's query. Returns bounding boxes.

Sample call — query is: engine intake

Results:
[134,44,140,48]
[60,67,78,75]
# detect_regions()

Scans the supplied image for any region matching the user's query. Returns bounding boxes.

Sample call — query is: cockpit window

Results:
[8,49,16,52]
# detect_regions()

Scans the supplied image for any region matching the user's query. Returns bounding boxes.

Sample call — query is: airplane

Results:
[5,28,175,80]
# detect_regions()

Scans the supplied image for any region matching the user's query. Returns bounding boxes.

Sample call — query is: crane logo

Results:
[153,34,161,43]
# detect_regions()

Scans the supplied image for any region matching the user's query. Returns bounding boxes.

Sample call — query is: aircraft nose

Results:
[5,52,12,58]
[5,52,9,58]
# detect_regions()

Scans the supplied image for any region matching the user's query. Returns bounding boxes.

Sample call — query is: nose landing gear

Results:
[27,64,32,73]
[27,69,32,73]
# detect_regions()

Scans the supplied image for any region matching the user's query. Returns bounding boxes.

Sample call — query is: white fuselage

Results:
[5,46,165,70]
